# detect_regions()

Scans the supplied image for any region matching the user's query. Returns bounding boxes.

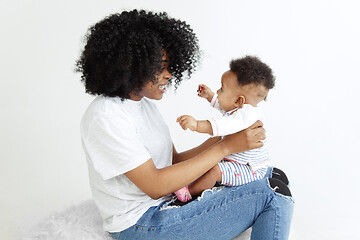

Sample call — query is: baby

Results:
[174,56,275,202]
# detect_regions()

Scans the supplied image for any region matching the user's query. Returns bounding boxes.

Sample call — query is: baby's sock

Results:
[174,186,192,202]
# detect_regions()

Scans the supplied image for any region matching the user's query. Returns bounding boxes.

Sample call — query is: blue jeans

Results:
[110,167,294,240]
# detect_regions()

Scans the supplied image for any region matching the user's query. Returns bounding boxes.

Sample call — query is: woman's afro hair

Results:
[76,10,200,99]
[230,56,275,90]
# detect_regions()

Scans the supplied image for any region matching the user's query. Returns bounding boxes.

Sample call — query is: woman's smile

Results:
[158,84,167,93]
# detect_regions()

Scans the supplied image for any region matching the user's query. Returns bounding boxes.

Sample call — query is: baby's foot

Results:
[174,186,192,202]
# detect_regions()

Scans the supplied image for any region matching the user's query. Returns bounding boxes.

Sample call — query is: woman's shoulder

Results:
[84,96,123,115]
[141,97,159,109]
[81,96,136,128]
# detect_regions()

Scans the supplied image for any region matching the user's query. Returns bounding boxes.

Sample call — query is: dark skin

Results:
[125,122,265,199]
[176,71,270,197]
[125,51,265,200]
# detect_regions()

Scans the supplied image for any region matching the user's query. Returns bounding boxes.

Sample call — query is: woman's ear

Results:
[234,96,246,108]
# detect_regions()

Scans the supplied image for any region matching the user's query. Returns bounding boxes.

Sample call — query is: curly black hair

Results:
[76,10,200,98]
[230,56,275,90]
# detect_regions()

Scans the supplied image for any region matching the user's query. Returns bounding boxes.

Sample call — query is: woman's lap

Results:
[111,167,294,240]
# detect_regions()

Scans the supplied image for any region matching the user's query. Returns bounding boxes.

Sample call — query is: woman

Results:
[76,10,294,240]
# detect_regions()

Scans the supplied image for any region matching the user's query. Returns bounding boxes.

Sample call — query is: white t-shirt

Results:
[80,96,173,232]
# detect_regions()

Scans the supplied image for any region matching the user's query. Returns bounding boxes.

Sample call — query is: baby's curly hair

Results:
[76,10,199,98]
[230,56,275,90]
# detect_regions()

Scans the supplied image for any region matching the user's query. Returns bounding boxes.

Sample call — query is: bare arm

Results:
[196,120,213,134]
[176,84,215,134]
[177,115,213,135]
[172,136,221,164]
[198,84,214,102]
[126,141,228,199]
[125,121,265,200]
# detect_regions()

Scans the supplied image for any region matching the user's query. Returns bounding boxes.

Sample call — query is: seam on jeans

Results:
[134,186,226,229]
[133,194,272,233]
[134,191,273,230]
[134,180,293,231]
[266,178,295,239]
[274,195,280,239]
[265,178,280,240]
[186,192,273,233]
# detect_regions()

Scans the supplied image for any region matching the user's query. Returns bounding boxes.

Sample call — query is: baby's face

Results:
[216,71,268,111]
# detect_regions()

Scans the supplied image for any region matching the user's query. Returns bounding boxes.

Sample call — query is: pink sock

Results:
[174,186,192,202]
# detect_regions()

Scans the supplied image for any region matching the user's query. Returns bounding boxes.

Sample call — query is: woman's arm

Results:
[125,121,265,199]
[172,136,221,164]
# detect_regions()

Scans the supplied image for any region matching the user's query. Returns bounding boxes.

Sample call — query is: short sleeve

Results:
[82,113,151,180]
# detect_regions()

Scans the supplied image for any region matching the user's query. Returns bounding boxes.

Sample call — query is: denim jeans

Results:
[110,167,294,240]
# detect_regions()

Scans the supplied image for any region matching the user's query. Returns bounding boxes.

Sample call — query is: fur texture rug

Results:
[22,200,113,240]
[22,200,251,240]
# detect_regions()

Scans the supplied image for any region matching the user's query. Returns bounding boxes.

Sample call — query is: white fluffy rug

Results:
[22,200,113,240]
[22,200,251,240]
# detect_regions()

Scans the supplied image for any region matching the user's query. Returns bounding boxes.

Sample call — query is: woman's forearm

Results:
[157,140,229,198]
[126,139,228,199]
[172,136,221,164]
[127,121,265,199]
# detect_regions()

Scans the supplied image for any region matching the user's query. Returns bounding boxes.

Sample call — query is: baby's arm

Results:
[210,106,263,137]
[198,84,223,113]
[197,84,214,103]
[177,115,213,135]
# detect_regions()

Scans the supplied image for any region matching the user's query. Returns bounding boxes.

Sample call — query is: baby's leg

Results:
[219,161,265,186]
[188,165,222,197]
[174,165,222,202]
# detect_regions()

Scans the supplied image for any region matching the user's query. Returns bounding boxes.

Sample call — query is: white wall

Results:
[1,0,359,239]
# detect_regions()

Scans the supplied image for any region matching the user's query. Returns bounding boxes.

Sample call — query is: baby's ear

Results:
[234,96,246,108]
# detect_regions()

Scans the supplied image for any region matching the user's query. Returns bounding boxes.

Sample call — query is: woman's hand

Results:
[221,120,265,155]
[126,121,264,200]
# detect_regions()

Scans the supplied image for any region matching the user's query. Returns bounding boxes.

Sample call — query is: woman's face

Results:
[130,51,172,101]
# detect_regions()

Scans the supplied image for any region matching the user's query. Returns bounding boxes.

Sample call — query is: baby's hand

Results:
[176,115,198,131]
[197,84,214,102]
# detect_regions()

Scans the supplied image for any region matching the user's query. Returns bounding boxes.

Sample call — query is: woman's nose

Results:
[164,69,172,80]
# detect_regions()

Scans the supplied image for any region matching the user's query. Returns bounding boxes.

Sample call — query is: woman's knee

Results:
[269,178,292,197]
[271,167,289,185]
